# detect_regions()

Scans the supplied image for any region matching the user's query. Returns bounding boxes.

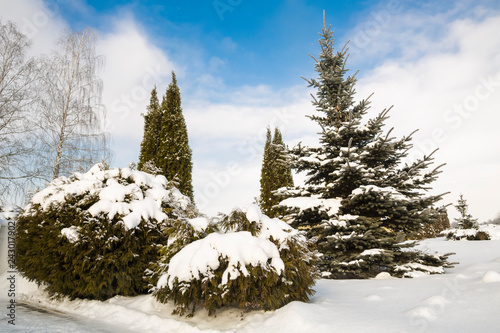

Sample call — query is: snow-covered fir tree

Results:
[277,17,453,279]
[138,73,194,201]
[443,195,488,240]
[259,127,294,218]
[454,194,478,229]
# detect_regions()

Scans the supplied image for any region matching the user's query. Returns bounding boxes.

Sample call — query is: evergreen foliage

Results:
[414,209,451,239]
[138,72,194,201]
[454,194,478,229]
[157,217,218,275]
[15,163,195,300]
[278,16,453,278]
[158,72,194,201]
[444,229,490,241]
[153,205,318,317]
[444,194,488,240]
[138,86,162,172]
[259,127,294,217]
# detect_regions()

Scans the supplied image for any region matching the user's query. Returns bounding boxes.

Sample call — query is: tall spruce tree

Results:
[278,15,453,278]
[138,73,194,201]
[259,127,294,218]
[138,86,161,171]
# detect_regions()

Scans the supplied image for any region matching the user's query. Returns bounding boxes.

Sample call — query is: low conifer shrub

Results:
[16,163,195,300]
[153,205,319,316]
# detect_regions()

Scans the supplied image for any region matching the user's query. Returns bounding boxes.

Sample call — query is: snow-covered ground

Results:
[1,236,500,332]
[442,224,500,240]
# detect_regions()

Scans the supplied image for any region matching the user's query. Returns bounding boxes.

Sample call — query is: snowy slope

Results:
[1,237,499,332]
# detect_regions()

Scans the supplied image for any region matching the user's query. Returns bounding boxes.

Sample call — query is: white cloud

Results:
[220,36,237,52]
[346,0,491,64]
[97,17,176,166]
[185,86,318,216]
[208,56,225,71]
[0,0,67,55]
[355,9,500,222]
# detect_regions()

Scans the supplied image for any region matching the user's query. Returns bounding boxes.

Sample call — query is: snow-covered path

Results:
[7,302,132,332]
[1,237,500,332]
[0,226,133,332]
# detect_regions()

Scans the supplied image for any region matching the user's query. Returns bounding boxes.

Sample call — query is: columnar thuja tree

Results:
[273,128,294,193]
[278,17,453,278]
[159,72,194,201]
[259,127,294,218]
[138,72,194,201]
[138,86,162,172]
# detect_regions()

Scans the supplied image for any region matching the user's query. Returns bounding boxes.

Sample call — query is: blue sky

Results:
[2,0,500,221]
[59,0,376,88]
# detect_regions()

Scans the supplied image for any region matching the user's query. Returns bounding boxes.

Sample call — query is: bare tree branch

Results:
[0,20,40,204]
[31,27,110,181]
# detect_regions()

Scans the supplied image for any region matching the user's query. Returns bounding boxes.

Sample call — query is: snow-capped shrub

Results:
[15,163,196,300]
[443,228,491,241]
[153,204,319,317]
[162,217,217,262]
[145,216,217,289]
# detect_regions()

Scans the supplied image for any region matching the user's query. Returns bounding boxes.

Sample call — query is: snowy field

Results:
[1,235,500,332]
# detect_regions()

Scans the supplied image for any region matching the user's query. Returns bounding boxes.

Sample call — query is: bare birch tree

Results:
[32,28,110,181]
[0,21,39,202]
